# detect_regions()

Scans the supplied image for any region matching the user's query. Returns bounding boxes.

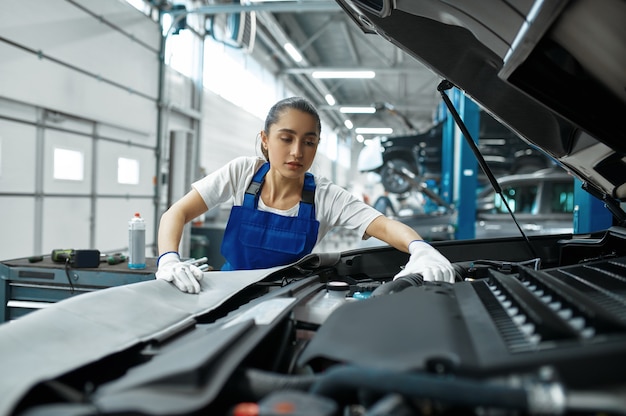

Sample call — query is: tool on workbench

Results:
[51,249,74,263]
[28,255,44,263]
[184,256,208,265]
[51,249,101,268]
[105,253,127,265]
[184,256,213,271]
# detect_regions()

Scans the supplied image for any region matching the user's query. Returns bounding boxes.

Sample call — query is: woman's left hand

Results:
[394,240,456,283]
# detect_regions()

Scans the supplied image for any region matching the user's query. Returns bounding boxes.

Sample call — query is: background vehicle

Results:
[475,169,575,239]
[361,111,554,194]
[374,188,457,243]
[355,158,457,244]
[360,166,574,244]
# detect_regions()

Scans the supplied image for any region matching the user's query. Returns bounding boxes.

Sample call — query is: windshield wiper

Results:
[437,80,539,259]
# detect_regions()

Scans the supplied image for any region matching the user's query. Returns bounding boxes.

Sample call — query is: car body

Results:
[375,167,458,242]
[1,1,625,416]
[474,169,575,239]
[369,201,457,243]
[363,168,575,245]
[394,208,456,241]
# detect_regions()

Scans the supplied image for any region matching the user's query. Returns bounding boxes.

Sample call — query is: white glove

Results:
[394,240,456,283]
[155,252,204,294]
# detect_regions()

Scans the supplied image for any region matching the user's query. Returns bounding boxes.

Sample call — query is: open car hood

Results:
[336,0,626,203]
[2,2,626,416]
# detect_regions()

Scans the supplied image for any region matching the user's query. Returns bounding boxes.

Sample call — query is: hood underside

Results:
[336,0,626,200]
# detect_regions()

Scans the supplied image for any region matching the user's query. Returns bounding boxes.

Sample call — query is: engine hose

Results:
[221,368,321,401]
[309,365,529,411]
[370,273,423,297]
[364,393,417,416]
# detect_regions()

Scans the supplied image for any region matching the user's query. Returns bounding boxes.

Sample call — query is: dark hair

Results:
[261,97,321,159]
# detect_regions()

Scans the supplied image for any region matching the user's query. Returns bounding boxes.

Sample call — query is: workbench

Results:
[0,256,156,322]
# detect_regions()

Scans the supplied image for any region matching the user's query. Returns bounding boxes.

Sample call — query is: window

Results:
[550,182,575,213]
[117,157,140,185]
[53,148,84,181]
[495,184,538,214]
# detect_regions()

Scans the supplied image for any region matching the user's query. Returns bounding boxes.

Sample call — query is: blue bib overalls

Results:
[220,163,320,270]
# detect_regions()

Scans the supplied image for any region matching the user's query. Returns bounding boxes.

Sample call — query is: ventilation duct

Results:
[208,0,256,52]
[228,0,256,52]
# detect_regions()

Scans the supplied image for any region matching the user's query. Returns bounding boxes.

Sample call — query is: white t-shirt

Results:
[192,156,382,247]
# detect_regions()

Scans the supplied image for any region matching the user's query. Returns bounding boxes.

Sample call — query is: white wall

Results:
[0,0,359,261]
[0,0,163,259]
[200,92,261,174]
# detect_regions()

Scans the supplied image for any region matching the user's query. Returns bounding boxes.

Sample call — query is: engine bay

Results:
[8,227,625,416]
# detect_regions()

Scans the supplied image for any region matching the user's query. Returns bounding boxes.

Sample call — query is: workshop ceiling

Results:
[193,0,443,138]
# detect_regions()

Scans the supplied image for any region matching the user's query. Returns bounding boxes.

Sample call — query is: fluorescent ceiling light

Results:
[312,70,375,79]
[340,106,376,114]
[283,42,302,63]
[355,127,393,134]
[344,119,354,129]
[324,94,336,106]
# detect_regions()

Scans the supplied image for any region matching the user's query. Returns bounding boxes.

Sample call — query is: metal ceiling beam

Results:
[182,1,437,135]
[255,10,349,130]
[282,67,434,75]
[168,1,340,16]
[255,25,326,105]
[297,14,339,54]
[276,13,322,66]
[340,19,361,64]
[318,104,438,111]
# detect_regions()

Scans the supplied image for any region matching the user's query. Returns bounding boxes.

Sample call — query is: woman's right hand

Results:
[155,252,204,294]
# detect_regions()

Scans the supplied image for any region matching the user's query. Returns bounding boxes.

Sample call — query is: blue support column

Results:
[454,92,479,240]
[440,100,455,206]
[440,90,479,240]
[573,179,613,233]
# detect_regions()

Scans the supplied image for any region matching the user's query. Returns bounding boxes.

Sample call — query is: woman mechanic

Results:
[156,97,456,293]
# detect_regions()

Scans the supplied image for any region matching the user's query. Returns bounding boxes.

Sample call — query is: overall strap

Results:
[298,172,316,219]
[243,162,270,208]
